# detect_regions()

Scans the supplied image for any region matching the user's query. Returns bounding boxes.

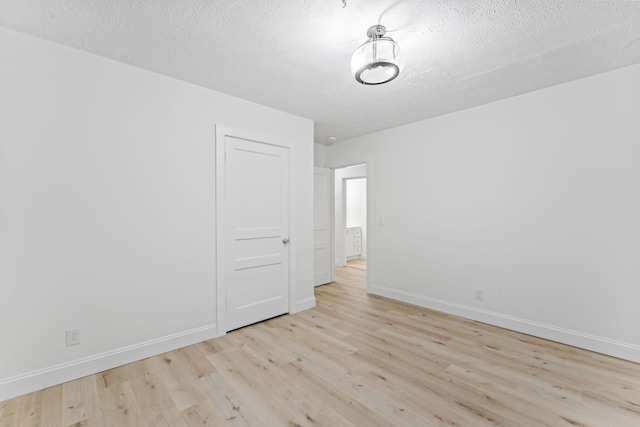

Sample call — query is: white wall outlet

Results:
[474,289,484,301]
[66,328,81,347]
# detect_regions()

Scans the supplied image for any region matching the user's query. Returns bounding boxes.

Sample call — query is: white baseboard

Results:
[371,285,640,364]
[0,324,218,402]
[292,297,316,313]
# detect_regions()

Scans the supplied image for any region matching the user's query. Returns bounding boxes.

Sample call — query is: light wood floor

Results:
[2,267,640,426]
[346,258,366,270]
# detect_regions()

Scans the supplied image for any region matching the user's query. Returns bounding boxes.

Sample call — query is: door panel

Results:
[224,135,290,331]
[313,167,332,286]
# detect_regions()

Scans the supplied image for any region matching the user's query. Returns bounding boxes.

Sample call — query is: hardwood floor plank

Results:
[279,360,395,427]
[97,380,138,427]
[61,375,103,426]
[125,360,186,427]
[198,372,263,426]
[39,385,63,427]
[7,389,41,427]
[146,348,224,426]
[207,347,290,426]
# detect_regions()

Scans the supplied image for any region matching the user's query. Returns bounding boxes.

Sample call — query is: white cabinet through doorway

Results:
[345,227,362,260]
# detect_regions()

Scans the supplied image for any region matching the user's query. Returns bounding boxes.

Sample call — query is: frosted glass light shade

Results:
[351,27,404,85]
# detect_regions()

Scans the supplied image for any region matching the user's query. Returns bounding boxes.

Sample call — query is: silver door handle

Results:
[282,238,290,246]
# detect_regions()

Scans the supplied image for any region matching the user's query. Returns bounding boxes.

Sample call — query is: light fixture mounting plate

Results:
[367,25,387,39]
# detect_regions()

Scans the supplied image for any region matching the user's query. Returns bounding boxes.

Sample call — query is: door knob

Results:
[282,238,290,246]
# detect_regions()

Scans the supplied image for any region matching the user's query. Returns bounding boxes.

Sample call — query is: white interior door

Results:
[218,130,290,332]
[313,167,333,286]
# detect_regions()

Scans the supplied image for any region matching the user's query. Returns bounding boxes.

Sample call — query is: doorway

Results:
[344,177,367,270]
[334,164,367,274]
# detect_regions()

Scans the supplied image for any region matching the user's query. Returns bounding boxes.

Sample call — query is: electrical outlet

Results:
[474,289,484,301]
[66,328,81,347]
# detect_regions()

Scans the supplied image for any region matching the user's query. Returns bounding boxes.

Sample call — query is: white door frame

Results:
[334,164,367,267]
[215,125,297,336]
[330,161,373,293]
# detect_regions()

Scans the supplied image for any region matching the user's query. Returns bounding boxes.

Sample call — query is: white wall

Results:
[0,26,314,400]
[345,178,367,258]
[334,165,366,266]
[326,63,640,362]
[314,144,327,167]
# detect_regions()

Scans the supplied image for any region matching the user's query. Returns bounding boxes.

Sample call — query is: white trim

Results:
[292,297,317,314]
[0,324,218,402]
[330,168,335,283]
[365,160,373,293]
[371,284,640,364]
[215,125,227,336]
[288,142,298,315]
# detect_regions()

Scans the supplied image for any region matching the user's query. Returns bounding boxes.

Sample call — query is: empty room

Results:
[2,1,640,426]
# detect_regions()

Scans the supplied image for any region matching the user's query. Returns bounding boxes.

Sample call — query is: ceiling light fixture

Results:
[351,25,403,85]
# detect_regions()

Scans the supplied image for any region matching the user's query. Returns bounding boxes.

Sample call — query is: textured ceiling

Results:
[1,1,640,144]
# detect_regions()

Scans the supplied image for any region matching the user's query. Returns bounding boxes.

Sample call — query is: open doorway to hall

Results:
[334,164,367,276]
[313,163,367,287]
[344,177,367,271]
